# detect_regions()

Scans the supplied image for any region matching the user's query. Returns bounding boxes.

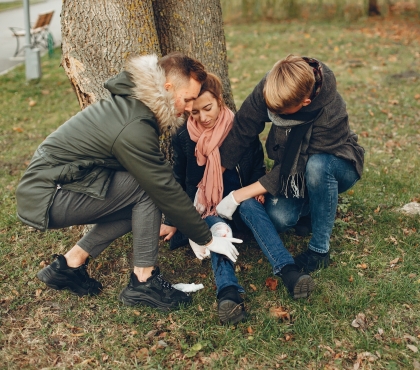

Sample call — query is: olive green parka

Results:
[16,55,212,246]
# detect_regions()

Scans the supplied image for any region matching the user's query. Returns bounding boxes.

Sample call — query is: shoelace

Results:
[156,274,173,290]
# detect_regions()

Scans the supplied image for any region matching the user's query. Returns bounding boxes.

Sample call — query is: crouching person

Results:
[217,54,364,282]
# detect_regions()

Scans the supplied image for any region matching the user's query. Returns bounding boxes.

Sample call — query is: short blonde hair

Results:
[263,54,315,113]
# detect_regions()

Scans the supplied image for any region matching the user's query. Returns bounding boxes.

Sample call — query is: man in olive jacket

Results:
[16,53,241,311]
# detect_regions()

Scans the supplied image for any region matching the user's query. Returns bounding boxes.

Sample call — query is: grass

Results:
[1,16,420,369]
[0,0,45,12]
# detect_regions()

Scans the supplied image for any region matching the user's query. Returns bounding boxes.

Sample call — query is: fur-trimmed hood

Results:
[105,54,185,133]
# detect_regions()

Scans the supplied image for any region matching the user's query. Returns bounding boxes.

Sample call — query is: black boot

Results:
[294,249,330,273]
[37,254,102,296]
[278,264,315,299]
[119,267,192,311]
[217,286,246,325]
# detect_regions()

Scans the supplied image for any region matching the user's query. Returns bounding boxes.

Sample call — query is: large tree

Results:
[61,0,234,110]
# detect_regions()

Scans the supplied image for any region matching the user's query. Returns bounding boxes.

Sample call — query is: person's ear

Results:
[302,98,311,107]
[164,82,172,91]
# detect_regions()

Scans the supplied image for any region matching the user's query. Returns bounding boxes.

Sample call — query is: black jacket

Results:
[219,58,364,196]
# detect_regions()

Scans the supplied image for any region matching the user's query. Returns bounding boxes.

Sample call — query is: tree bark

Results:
[152,0,235,112]
[61,0,161,109]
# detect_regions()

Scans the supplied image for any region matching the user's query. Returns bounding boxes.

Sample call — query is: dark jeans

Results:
[265,153,360,254]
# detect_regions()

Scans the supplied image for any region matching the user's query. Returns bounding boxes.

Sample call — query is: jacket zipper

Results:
[235,165,244,188]
[44,184,61,230]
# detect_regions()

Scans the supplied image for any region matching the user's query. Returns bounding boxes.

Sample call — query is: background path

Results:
[0,0,62,75]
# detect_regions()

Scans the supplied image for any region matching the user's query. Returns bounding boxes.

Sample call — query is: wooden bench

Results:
[9,10,54,57]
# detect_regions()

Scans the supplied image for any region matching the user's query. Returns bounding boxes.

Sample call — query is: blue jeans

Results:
[239,199,295,275]
[265,153,360,254]
[204,215,244,295]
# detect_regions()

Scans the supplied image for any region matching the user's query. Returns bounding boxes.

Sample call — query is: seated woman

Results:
[160,73,314,325]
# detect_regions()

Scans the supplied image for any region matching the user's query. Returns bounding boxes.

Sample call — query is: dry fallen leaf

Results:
[249,284,257,291]
[407,345,418,353]
[351,313,368,330]
[13,127,24,133]
[145,330,157,339]
[136,348,149,360]
[390,257,400,265]
[265,277,278,291]
[404,334,418,343]
[269,306,289,319]
[247,326,253,334]
[349,275,354,282]
[133,310,140,316]
[29,100,37,107]
[356,263,368,269]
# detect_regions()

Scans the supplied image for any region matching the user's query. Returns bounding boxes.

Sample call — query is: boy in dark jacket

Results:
[217,54,364,279]
[16,53,242,311]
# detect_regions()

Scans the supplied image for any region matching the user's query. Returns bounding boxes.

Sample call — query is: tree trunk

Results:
[152,0,235,112]
[60,0,233,163]
[61,0,161,109]
[368,0,381,16]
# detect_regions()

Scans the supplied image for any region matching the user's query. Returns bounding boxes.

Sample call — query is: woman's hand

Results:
[255,194,265,204]
[160,224,177,241]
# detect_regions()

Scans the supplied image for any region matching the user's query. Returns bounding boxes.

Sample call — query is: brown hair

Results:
[158,52,207,88]
[198,72,224,106]
[263,54,315,113]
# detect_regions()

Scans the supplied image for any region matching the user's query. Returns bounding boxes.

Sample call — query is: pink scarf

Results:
[187,106,234,217]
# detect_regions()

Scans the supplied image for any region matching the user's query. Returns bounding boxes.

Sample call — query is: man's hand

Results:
[160,224,177,241]
[206,236,242,263]
[189,236,242,263]
[216,191,240,220]
[189,239,210,260]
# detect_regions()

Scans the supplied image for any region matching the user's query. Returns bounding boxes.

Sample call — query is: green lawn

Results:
[0,16,419,369]
[0,0,45,12]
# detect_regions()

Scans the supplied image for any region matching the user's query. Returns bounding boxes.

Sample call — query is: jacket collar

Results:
[125,54,185,133]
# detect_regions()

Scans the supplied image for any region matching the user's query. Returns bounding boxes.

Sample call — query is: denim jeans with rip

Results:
[265,153,360,254]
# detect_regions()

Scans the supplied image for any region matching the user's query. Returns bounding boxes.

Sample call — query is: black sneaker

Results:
[217,286,247,325]
[294,249,330,273]
[278,264,315,299]
[36,254,102,296]
[119,267,192,311]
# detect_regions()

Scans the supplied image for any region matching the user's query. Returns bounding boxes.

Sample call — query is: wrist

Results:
[231,191,241,204]
[202,237,213,247]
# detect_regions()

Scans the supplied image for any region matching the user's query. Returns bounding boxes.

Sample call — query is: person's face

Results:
[165,77,202,116]
[190,91,221,129]
[279,98,312,115]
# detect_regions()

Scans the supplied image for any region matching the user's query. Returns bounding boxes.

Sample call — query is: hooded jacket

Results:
[16,55,212,245]
[219,58,364,197]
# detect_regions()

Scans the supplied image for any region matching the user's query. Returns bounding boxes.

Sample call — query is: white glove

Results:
[193,189,206,215]
[210,222,233,238]
[216,191,240,220]
[189,239,210,260]
[206,236,242,263]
